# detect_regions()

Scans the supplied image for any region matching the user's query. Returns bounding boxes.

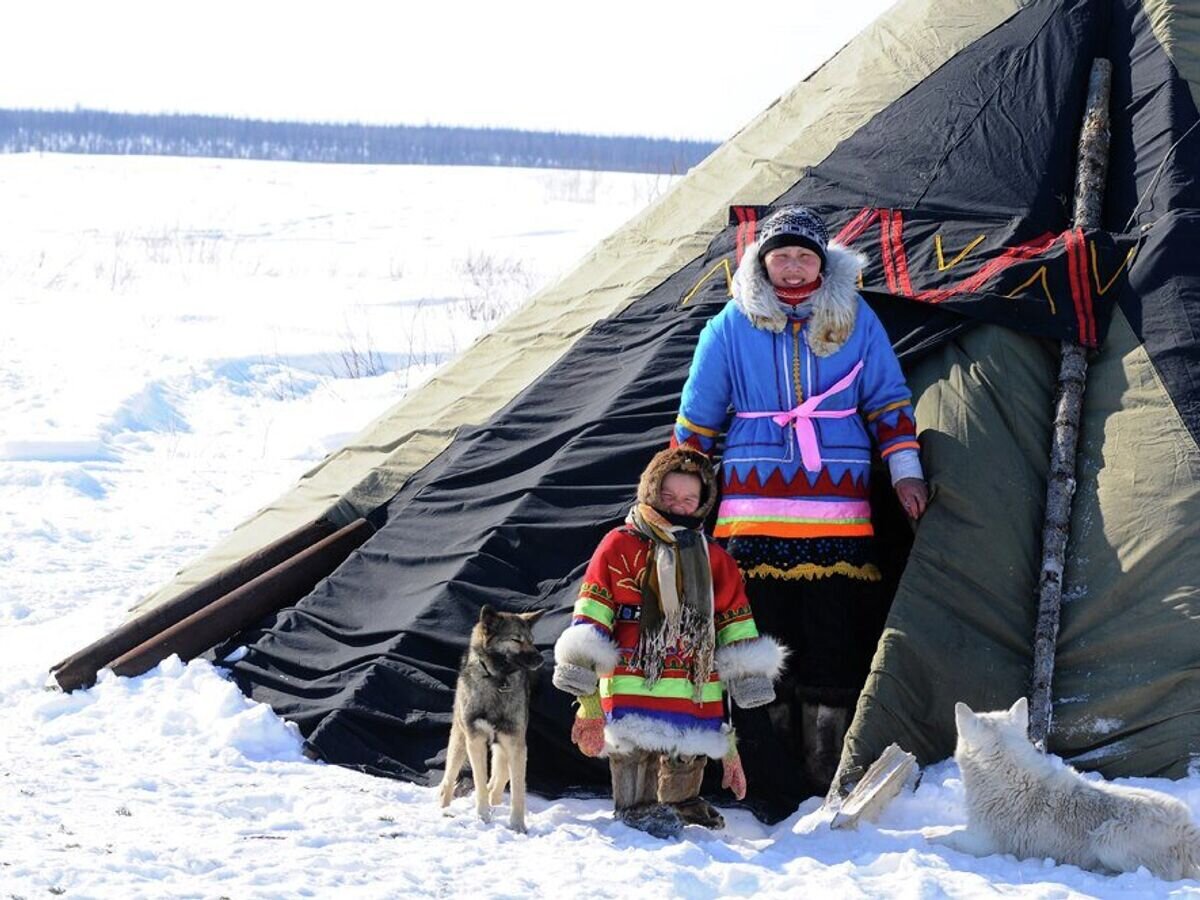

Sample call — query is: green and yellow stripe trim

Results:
[573,597,616,628]
[601,674,724,703]
[716,619,759,646]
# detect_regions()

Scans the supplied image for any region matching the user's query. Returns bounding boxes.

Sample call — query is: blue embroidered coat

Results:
[672,244,919,545]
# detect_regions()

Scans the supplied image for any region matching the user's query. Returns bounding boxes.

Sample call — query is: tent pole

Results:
[1029,58,1112,748]
[49,515,341,692]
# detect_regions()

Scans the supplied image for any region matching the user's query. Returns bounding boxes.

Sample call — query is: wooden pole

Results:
[50,516,340,692]
[108,518,373,679]
[1028,58,1112,748]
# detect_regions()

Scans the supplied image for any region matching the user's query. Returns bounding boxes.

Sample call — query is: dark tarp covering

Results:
[229,0,1200,792]
[228,258,727,790]
[225,252,929,793]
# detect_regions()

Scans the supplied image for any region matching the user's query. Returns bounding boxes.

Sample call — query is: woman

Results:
[671,205,928,821]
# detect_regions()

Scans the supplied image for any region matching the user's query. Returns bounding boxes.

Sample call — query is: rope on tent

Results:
[1121,116,1200,233]
[1029,58,1113,748]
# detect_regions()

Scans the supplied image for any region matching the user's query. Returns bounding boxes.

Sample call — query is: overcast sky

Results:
[3,1,895,142]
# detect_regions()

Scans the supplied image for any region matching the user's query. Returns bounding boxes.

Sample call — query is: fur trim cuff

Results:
[604,715,731,760]
[554,623,620,674]
[715,635,788,682]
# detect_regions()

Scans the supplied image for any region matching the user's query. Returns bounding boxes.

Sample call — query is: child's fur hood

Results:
[636,446,718,521]
[731,241,864,356]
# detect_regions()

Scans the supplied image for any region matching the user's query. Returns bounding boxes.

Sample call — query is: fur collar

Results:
[731,241,864,356]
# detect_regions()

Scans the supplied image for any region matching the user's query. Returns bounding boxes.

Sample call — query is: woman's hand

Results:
[895,478,929,520]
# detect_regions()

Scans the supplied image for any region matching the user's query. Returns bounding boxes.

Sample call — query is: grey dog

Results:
[437,605,545,832]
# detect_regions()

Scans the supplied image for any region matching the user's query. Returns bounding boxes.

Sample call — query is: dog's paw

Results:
[510,814,526,834]
[476,804,492,824]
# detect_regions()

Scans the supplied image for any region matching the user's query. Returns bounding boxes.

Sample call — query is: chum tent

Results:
[54,0,1200,795]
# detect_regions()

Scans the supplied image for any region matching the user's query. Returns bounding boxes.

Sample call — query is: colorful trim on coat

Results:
[573,581,616,631]
[725,534,882,583]
[602,670,725,734]
[714,496,873,539]
[558,527,774,750]
[738,561,882,581]
[714,520,874,539]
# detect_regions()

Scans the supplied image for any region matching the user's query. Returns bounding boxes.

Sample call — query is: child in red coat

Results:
[552,446,785,837]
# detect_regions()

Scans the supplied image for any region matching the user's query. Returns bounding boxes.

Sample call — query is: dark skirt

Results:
[724,535,891,822]
[727,534,888,698]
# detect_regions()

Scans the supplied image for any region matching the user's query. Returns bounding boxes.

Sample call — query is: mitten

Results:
[570,693,606,757]
[721,731,747,800]
[553,662,598,697]
[727,673,775,709]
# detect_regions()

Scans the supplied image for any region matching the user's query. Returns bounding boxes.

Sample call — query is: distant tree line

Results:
[0,108,717,174]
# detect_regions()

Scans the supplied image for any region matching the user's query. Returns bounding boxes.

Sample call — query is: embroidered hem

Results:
[739,561,882,582]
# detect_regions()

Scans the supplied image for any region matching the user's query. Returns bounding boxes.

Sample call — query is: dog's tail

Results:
[1147,818,1200,881]
[1094,804,1200,881]
[1179,823,1200,880]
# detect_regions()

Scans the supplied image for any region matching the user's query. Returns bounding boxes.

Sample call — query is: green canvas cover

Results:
[845,310,1200,777]
[842,0,1200,778]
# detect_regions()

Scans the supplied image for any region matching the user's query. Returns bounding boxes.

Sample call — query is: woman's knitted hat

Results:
[756,206,829,270]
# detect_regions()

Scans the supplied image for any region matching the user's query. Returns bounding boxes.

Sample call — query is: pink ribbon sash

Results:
[735,361,864,472]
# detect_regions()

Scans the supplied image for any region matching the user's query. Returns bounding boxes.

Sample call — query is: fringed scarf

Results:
[625,503,715,701]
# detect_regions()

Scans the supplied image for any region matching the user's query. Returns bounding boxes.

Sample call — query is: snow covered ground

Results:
[2,153,1199,898]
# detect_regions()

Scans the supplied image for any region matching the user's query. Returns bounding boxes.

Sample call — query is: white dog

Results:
[930,696,1200,880]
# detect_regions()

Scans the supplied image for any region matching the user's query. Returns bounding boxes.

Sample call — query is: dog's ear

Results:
[479,605,498,629]
[518,609,546,625]
[1009,695,1029,729]
[954,701,974,733]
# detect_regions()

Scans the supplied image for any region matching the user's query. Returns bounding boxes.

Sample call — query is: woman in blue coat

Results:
[672,206,928,821]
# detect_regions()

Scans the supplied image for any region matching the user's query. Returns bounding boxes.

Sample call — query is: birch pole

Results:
[1028,58,1113,748]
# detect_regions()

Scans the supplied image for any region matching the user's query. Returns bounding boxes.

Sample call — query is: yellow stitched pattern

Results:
[740,561,883,582]
[934,233,986,271]
[1004,265,1057,315]
[791,320,803,402]
[681,258,734,307]
[1090,241,1137,296]
[610,550,643,593]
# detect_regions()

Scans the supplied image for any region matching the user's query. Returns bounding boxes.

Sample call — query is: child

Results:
[552,446,785,837]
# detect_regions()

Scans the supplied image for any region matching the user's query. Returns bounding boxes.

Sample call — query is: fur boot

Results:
[611,750,684,838]
[658,754,724,829]
[801,702,851,794]
[618,802,685,839]
[610,749,658,810]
